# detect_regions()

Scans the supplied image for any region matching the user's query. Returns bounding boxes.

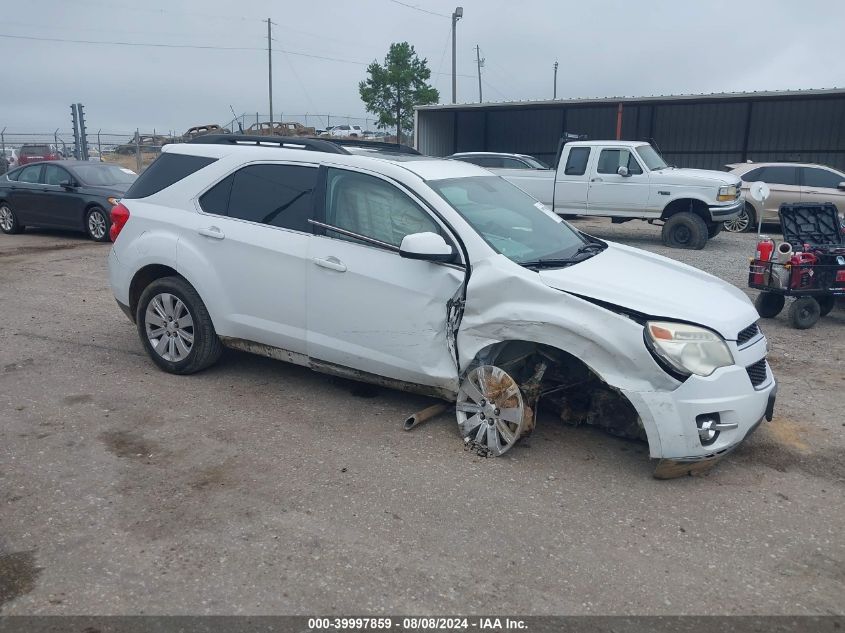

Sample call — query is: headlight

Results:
[645,321,734,377]
[717,185,738,202]
[107,196,121,206]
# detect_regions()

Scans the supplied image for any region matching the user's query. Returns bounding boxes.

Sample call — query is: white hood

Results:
[537,242,757,340]
[650,167,740,187]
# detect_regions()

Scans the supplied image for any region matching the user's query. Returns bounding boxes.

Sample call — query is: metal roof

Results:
[415,87,845,111]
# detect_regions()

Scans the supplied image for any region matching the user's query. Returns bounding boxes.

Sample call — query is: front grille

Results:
[737,322,760,346]
[746,358,768,387]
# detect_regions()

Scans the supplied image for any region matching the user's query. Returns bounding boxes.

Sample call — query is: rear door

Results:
[181,161,317,355]
[753,165,801,221]
[8,164,43,225]
[586,147,650,216]
[40,164,86,229]
[553,146,591,214]
[799,166,845,213]
[306,166,462,388]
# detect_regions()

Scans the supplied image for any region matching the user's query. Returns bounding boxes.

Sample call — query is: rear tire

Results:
[817,295,835,317]
[661,212,708,249]
[0,202,24,234]
[85,206,110,242]
[136,276,222,374]
[755,292,785,318]
[788,296,821,330]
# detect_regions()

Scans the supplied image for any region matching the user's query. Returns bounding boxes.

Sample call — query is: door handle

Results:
[312,257,347,272]
[198,226,225,240]
[591,177,603,182]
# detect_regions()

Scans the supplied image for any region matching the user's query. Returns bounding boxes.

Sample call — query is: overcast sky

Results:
[1,0,843,135]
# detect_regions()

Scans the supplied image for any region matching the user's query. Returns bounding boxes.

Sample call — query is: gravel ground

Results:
[0,221,843,616]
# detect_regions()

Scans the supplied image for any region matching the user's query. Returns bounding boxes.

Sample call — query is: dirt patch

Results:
[0,243,86,258]
[189,463,231,491]
[3,359,33,373]
[99,430,157,461]
[62,394,93,406]
[0,550,41,611]
[765,417,810,452]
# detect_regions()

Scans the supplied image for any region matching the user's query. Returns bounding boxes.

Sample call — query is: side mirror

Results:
[616,166,630,177]
[399,232,456,263]
[838,181,845,191]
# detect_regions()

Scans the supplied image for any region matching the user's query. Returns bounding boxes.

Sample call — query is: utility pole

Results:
[451,7,463,103]
[267,18,273,124]
[553,60,559,99]
[475,44,484,103]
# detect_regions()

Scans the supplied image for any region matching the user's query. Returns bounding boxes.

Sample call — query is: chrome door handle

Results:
[198,226,225,240]
[312,257,347,272]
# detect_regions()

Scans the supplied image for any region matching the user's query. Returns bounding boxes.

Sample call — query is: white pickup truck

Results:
[461,141,744,249]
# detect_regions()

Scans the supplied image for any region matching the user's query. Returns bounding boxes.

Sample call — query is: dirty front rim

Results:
[456,365,525,456]
[88,209,107,239]
[723,208,750,232]
[0,205,13,231]
[145,292,195,362]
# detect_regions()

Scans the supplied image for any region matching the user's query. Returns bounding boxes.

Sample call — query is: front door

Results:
[307,167,463,388]
[586,147,650,216]
[799,166,845,214]
[41,164,86,229]
[177,161,318,355]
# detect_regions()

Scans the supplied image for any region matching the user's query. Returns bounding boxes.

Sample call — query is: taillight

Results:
[110,203,130,241]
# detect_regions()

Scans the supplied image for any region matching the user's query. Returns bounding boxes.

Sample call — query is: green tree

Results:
[359,42,439,143]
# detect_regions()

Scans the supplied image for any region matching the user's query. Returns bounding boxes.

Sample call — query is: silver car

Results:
[723,162,845,232]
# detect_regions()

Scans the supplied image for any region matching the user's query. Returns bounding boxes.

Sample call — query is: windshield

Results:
[75,164,138,186]
[429,176,586,264]
[636,145,668,170]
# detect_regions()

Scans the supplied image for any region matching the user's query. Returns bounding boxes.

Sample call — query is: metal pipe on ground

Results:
[403,403,450,431]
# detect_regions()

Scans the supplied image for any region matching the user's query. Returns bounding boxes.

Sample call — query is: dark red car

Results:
[18,144,61,165]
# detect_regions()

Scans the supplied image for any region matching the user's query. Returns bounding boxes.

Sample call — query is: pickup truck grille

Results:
[737,322,760,346]
[746,358,768,387]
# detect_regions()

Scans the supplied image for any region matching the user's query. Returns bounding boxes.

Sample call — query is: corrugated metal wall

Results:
[417,94,845,171]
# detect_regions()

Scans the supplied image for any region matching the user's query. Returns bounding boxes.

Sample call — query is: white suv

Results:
[108,135,776,478]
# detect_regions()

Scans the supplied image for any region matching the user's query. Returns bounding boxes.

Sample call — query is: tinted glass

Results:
[325,168,439,248]
[500,157,530,169]
[199,174,234,216]
[124,153,216,199]
[596,149,642,175]
[43,164,72,186]
[756,166,798,186]
[18,165,42,183]
[5,168,22,181]
[802,167,843,189]
[20,145,51,156]
[224,164,317,231]
[74,164,137,186]
[430,176,585,264]
[564,147,590,175]
[739,167,763,182]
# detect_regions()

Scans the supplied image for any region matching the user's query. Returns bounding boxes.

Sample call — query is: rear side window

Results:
[564,147,591,175]
[18,165,42,183]
[200,164,317,232]
[756,166,798,187]
[123,153,216,199]
[739,167,763,182]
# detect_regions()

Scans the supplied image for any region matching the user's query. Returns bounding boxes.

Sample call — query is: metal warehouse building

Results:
[414,88,845,171]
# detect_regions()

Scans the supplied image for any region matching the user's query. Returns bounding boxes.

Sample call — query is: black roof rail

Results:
[187,134,348,154]
[322,138,420,155]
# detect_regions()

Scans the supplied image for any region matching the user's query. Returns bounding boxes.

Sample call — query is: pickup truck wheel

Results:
[706,222,723,238]
[723,204,755,233]
[755,292,785,318]
[136,276,223,374]
[456,365,526,457]
[788,296,821,329]
[661,212,708,249]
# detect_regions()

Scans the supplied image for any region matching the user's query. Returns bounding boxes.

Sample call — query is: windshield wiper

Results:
[519,241,607,270]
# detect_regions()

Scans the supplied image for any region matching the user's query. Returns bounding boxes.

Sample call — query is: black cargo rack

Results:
[187,134,347,154]
[187,134,420,156]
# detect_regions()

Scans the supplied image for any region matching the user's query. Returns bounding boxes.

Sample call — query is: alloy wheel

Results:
[88,209,107,240]
[0,205,13,232]
[144,292,195,362]
[456,365,525,456]
[723,208,750,233]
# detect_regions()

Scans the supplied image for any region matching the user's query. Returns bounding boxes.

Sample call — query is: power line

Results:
[387,0,450,18]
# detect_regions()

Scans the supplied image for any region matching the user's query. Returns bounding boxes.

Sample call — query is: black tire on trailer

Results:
[817,295,836,317]
[706,221,723,238]
[661,212,709,250]
[136,276,223,375]
[755,292,785,318]
[788,296,821,330]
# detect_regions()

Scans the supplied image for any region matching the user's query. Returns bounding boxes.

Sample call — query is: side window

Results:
[18,165,42,184]
[500,157,529,169]
[198,174,234,216]
[802,167,843,189]
[756,166,798,186]
[597,148,642,175]
[324,168,440,249]
[43,164,71,186]
[740,167,763,182]
[564,147,591,175]
[213,164,318,232]
[124,153,217,199]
